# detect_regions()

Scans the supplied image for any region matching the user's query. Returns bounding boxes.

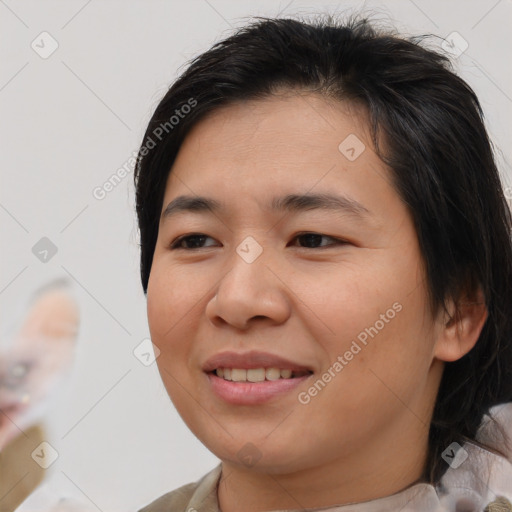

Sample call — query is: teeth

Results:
[231,369,246,382]
[266,367,281,381]
[280,369,292,379]
[214,367,307,382]
[247,368,265,382]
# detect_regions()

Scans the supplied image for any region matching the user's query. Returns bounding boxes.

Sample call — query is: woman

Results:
[134,14,512,511]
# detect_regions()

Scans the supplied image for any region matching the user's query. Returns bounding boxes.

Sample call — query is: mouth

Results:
[202,351,315,405]
[202,350,314,374]
[210,367,313,382]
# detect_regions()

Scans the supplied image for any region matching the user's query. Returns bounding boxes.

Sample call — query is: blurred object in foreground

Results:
[0,281,79,512]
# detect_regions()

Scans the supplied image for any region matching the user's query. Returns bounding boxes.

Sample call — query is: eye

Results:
[170,234,218,250]
[291,232,347,249]
[170,232,347,250]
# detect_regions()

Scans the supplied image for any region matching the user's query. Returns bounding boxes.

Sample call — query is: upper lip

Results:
[202,350,314,373]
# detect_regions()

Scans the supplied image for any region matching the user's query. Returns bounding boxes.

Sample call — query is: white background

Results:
[1,1,511,510]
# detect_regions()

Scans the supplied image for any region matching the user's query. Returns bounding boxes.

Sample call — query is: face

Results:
[147,92,445,475]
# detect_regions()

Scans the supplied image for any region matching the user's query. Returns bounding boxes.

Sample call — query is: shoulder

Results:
[477,401,512,461]
[137,464,222,512]
[438,401,512,507]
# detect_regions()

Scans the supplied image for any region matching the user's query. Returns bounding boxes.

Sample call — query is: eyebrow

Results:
[161,193,372,222]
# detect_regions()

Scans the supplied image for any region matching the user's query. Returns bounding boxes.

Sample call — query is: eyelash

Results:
[169,232,348,250]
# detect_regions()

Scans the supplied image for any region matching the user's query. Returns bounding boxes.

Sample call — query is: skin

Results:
[146,91,487,511]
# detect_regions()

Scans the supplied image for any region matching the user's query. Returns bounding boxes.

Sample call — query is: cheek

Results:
[331,291,434,409]
[146,261,195,339]
[303,263,401,351]
[147,266,208,430]
[146,272,168,341]
[146,261,207,377]
[314,258,434,389]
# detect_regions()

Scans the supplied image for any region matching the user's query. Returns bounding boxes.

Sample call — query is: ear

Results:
[434,285,488,362]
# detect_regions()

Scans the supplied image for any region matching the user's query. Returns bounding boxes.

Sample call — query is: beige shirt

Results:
[138,464,444,512]
[138,403,512,512]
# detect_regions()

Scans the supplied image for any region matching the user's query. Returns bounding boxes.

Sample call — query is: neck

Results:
[217,414,430,512]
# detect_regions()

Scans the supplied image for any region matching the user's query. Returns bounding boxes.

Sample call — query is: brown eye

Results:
[170,234,218,250]
[292,232,347,249]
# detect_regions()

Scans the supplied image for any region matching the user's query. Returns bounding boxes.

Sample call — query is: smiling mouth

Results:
[211,368,313,382]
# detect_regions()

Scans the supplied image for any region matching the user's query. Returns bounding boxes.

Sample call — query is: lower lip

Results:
[206,372,312,405]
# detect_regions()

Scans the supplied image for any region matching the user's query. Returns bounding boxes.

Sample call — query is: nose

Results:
[205,245,291,331]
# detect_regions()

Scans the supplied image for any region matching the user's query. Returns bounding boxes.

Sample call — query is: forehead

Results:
[178,92,371,161]
[161,93,401,225]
